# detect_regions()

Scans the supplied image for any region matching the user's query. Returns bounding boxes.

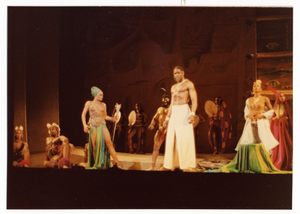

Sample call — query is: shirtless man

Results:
[13,126,30,167]
[44,123,74,168]
[163,66,198,171]
[147,90,170,170]
[81,86,121,169]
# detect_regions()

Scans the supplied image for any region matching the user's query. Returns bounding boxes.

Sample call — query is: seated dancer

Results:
[147,88,170,170]
[128,102,148,154]
[270,90,293,171]
[13,126,30,167]
[81,86,122,169]
[44,123,74,168]
[210,80,291,174]
[206,97,232,155]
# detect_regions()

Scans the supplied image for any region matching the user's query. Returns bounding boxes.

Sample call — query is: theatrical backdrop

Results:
[7,6,293,209]
[8,6,292,154]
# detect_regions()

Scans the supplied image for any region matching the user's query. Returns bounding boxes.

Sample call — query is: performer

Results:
[270,92,293,171]
[44,123,74,168]
[147,88,170,171]
[128,102,149,154]
[13,126,30,167]
[206,97,232,155]
[81,86,121,169]
[207,80,291,174]
[234,80,279,154]
[162,66,198,171]
[109,107,128,152]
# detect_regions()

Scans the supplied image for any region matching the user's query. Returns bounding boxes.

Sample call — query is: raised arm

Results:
[81,101,90,133]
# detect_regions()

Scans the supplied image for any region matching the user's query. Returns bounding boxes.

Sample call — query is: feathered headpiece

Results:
[160,88,170,99]
[15,126,23,133]
[46,123,60,136]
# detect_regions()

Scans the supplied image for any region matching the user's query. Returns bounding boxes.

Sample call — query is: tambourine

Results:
[128,110,136,126]
[204,100,218,117]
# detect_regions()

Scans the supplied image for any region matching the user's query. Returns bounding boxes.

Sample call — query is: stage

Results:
[29,146,236,170]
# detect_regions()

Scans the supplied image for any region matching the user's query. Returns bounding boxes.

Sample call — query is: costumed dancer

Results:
[147,88,170,171]
[210,80,291,173]
[205,97,232,155]
[81,86,122,169]
[13,126,30,167]
[109,106,128,152]
[44,123,74,168]
[234,80,278,154]
[162,66,197,171]
[128,103,149,154]
[268,88,293,171]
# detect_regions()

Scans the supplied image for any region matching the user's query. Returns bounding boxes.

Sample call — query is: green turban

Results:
[91,86,101,97]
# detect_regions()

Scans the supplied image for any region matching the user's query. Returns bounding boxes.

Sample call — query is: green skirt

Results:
[211,143,292,174]
[86,124,110,169]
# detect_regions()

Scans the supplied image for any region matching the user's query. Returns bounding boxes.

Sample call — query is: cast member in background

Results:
[81,86,122,169]
[163,66,197,171]
[13,126,30,167]
[128,102,148,154]
[147,88,170,171]
[270,91,293,171]
[206,97,232,155]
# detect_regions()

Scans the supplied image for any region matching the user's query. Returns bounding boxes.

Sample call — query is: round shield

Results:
[114,111,121,123]
[128,110,136,126]
[204,100,218,117]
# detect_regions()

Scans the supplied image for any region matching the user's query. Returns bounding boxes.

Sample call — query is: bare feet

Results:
[183,167,196,172]
[146,164,156,171]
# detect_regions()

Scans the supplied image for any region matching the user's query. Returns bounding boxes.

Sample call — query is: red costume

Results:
[270,92,293,171]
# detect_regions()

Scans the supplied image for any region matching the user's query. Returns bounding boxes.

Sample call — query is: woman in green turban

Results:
[81,86,121,169]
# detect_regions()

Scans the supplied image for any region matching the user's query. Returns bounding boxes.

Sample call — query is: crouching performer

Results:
[13,126,30,167]
[81,86,122,169]
[44,123,74,168]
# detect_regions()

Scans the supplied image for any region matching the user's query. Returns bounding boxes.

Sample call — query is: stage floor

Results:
[30,146,236,170]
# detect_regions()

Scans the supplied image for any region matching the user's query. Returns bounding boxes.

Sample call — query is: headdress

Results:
[91,86,101,97]
[160,88,170,99]
[254,79,262,87]
[15,126,23,134]
[14,126,24,139]
[46,123,60,136]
